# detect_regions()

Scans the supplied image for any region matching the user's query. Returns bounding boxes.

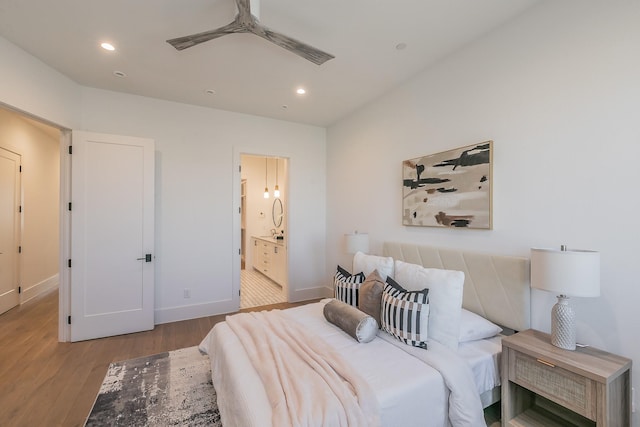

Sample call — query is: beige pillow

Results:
[358,270,384,328]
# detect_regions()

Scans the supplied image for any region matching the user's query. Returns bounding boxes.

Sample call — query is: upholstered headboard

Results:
[383,242,530,332]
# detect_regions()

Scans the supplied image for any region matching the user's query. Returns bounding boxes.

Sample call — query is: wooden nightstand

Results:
[501,329,632,427]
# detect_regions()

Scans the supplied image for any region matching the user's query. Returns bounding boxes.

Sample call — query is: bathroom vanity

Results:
[251,236,287,286]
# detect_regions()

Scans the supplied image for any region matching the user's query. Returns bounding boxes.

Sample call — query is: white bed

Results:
[200,242,530,427]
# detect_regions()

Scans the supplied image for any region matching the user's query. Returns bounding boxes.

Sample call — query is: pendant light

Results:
[273,158,280,198]
[263,157,269,199]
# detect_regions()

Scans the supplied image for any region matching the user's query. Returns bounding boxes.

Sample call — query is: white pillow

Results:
[353,252,394,281]
[459,309,502,342]
[394,260,464,350]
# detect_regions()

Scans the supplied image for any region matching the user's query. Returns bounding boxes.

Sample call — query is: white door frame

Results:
[233,148,290,309]
[59,129,72,341]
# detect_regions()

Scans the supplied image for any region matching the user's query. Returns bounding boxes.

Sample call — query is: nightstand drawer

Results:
[510,351,596,420]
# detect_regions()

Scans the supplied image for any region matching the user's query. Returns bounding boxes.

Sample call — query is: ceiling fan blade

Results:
[252,24,334,65]
[167,0,334,65]
[235,0,252,24]
[167,21,245,50]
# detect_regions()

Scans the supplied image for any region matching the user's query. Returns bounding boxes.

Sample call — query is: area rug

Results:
[85,346,221,426]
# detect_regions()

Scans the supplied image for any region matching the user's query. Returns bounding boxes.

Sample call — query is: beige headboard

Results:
[383,242,530,332]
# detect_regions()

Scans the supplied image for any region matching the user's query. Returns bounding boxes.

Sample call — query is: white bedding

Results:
[457,335,502,397]
[200,301,499,427]
[224,309,380,426]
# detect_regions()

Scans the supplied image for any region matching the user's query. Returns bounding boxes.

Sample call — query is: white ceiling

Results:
[0,0,539,127]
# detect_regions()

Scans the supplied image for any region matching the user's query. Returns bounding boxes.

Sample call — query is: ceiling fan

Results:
[166,0,335,65]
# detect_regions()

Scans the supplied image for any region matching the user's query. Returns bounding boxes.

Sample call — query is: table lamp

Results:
[530,245,600,350]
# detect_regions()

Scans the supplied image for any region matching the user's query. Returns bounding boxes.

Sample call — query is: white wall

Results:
[327,1,640,421]
[0,37,80,128]
[78,87,326,321]
[0,35,327,326]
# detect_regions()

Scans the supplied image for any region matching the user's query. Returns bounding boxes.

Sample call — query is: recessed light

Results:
[204,89,216,95]
[296,88,306,95]
[395,42,407,50]
[113,70,127,78]
[101,42,115,51]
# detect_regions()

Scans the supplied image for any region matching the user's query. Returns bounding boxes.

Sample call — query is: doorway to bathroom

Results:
[239,154,288,309]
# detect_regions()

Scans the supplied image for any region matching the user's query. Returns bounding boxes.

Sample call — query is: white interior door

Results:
[70,131,154,341]
[0,147,21,315]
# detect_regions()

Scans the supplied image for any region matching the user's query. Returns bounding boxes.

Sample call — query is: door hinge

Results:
[239,289,241,296]
[68,259,72,268]
[19,165,22,172]
[238,248,241,255]
[19,205,22,213]
[68,315,71,325]
[239,165,241,173]
[18,246,22,253]
[18,286,21,294]
[68,146,73,154]
[238,207,241,214]
[68,202,72,211]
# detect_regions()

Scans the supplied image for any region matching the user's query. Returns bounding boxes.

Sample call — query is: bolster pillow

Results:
[323,299,377,343]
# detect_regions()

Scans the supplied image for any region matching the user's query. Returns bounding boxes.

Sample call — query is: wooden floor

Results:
[0,289,314,427]
[0,289,500,427]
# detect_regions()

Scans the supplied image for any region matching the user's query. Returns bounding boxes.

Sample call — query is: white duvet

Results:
[200,301,488,427]
[225,310,380,427]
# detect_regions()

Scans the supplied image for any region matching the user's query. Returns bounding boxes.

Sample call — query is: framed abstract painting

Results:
[402,141,492,229]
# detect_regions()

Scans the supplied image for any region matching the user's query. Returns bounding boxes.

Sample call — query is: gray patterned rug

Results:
[86,346,221,426]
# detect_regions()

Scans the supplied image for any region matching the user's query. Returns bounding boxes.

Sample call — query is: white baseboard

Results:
[21,274,59,304]
[290,286,333,303]
[154,299,238,325]
[155,286,333,325]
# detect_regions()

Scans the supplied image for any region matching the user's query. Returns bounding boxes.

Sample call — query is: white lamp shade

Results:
[531,248,600,297]
[345,233,369,254]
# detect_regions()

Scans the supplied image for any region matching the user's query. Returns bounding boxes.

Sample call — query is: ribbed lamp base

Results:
[551,295,576,350]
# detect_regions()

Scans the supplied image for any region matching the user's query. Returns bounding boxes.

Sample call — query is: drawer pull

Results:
[536,358,555,368]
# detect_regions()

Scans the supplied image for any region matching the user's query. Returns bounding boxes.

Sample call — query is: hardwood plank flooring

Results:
[0,289,501,426]
[0,289,315,427]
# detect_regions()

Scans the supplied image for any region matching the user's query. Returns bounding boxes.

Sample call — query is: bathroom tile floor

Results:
[240,268,287,309]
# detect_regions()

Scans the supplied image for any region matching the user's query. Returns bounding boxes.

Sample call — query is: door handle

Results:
[136,254,152,262]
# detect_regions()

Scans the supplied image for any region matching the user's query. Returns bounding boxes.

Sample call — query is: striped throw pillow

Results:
[381,276,430,348]
[334,265,365,306]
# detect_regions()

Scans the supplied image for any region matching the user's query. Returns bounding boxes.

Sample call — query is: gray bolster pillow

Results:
[323,299,377,343]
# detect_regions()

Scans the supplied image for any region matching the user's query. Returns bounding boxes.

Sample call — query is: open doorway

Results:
[240,154,288,309]
[0,107,61,316]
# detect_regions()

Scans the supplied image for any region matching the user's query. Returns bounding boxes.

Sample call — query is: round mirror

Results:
[272,198,283,228]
